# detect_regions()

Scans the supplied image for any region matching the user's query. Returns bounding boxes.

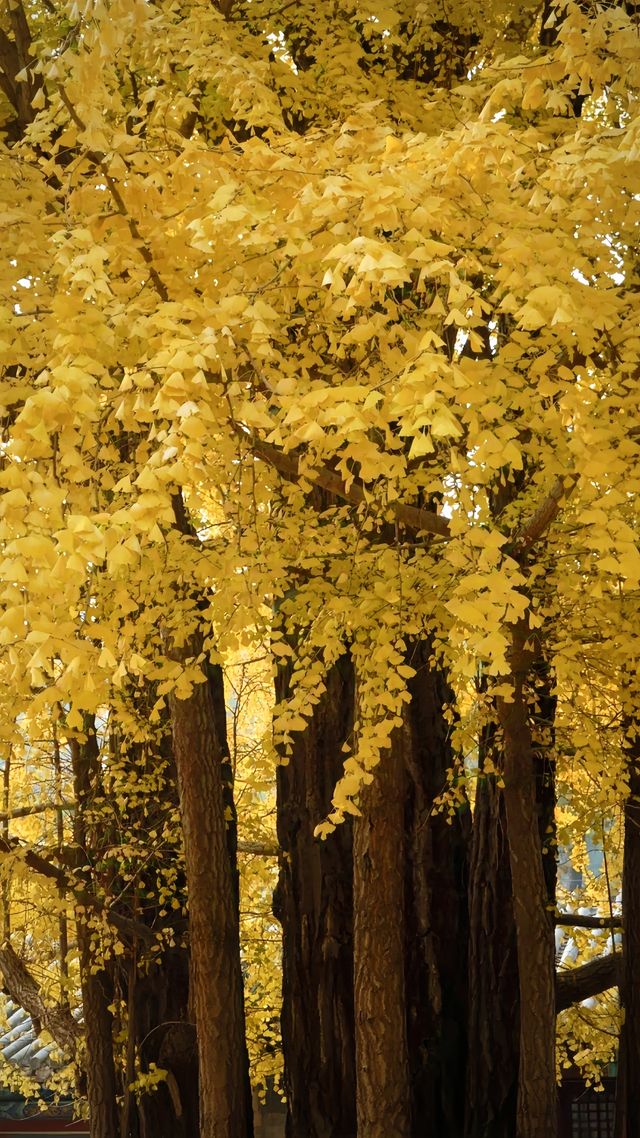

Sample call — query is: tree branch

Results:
[237,839,279,856]
[512,474,579,553]
[556,952,621,1013]
[249,433,578,552]
[555,912,622,930]
[58,88,170,303]
[0,801,75,824]
[248,434,451,538]
[0,837,156,946]
[0,941,81,1058]
[0,2,40,136]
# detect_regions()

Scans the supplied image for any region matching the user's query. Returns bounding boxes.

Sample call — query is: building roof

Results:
[0,1004,56,1081]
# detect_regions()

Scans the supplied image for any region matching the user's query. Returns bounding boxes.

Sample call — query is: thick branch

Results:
[249,435,451,538]
[556,952,621,1012]
[555,912,622,930]
[0,837,155,946]
[0,2,40,137]
[512,474,579,553]
[250,434,578,553]
[0,801,75,824]
[237,839,278,856]
[0,941,81,1058]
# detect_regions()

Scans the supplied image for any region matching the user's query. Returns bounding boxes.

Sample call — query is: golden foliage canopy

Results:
[0,0,638,1090]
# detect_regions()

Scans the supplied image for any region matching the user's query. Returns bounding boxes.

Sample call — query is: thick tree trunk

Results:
[465,745,519,1138]
[206,661,255,1132]
[97,708,201,1138]
[617,722,640,1138]
[134,948,199,1138]
[497,622,556,1138]
[208,660,242,908]
[169,634,251,1138]
[353,720,411,1138]
[275,642,468,1138]
[530,653,557,906]
[71,731,120,1138]
[78,933,120,1138]
[123,729,199,1138]
[466,645,557,1138]
[274,655,356,1138]
[405,643,470,1138]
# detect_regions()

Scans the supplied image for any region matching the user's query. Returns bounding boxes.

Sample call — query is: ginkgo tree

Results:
[0,0,639,1136]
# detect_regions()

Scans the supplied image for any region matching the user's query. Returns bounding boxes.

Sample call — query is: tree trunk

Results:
[530,653,557,906]
[466,643,557,1138]
[274,654,356,1138]
[274,642,469,1138]
[71,731,120,1138]
[93,702,202,1138]
[78,933,120,1138]
[497,622,556,1138]
[110,718,201,1138]
[465,753,519,1138]
[206,660,255,1132]
[617,721,640,1138]
[353,719,411,1138]
[134,948,199,1138]
[404,642,470,1138]
[168,634,251,1138]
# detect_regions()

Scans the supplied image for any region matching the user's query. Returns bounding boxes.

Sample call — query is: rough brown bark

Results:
[0,1,41,141]
[206,660,255,1133]
[353,720,411,1138]
[556,952,620,1012]
[78,932,120,1138]
[273,655,356,1138]
[119,727,199,1138]
[497,622,557,1138]
[168,633,251,1138]
[0,941,81,1057]
[465,745,519,1138]
[274,642,468,1138]
[404,643,470,1138]
[617,722,640,1138]
[167,496,252,1136]
[133,948,199,1138]
[530,653,557,906]
[71,731,120,1138]
[208,660,241,906]
[465,643,556,1138]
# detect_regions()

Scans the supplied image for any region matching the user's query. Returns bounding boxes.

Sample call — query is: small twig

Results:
[58,87,169,303]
